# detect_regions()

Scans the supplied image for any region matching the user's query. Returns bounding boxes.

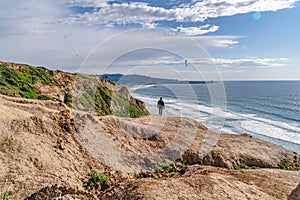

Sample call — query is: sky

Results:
[0,0,300,80]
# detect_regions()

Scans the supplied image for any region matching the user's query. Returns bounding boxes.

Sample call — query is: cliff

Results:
[0,94,299,199]
[0,61,149,118]
[0,61,299,199]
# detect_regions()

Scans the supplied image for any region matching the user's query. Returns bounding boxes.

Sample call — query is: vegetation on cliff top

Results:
[0,61,148,118]
[0,62,57,99]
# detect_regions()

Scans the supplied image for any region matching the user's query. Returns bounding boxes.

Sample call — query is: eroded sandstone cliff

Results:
[0,94,299,199]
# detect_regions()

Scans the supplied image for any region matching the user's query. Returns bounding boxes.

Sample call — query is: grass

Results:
[128,103,143,118]
[197,159,203,165]
[235,161,299,171]
[0,63,57,100]
[161,162,172,173]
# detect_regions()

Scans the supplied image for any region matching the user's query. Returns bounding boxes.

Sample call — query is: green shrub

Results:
[64,93,73,107]
[37,95,55,100]
[170,172,177,177]
[19,86,38,99]
[156,162,178,177]
[197,159,203,165]
[282,160,299,171]
[84,173,110,193]
[161,162,172,173]
[2,190,13,200]
[235,163,259,170]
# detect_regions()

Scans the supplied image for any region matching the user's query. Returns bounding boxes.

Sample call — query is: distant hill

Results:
[100,74,208,85]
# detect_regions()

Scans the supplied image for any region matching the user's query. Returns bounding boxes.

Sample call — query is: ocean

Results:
[130,81,300,153]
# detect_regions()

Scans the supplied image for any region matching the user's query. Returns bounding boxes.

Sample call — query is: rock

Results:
[289,183,300,200]
[53,195,76,200]
[182,133,300,170]
[117,86,131,101]
[104,166,300,200]
[24,184,97,200]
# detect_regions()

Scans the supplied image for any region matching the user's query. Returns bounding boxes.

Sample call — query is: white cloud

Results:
[0,0,239,71]
[142,22,158,29]
[61,2,173,25]
[61,0,298,26]
[64,0,110,8]
[194,36,239,48]
[175,24,219,35]
[194,57,289,68]
[106,55,289,70]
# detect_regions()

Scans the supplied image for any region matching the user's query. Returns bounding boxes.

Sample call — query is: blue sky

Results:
[0,0,299,80]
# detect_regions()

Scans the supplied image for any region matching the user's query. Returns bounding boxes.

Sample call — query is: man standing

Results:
[157,97,165,116]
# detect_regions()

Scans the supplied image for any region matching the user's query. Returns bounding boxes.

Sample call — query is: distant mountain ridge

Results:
[100,74,209,85]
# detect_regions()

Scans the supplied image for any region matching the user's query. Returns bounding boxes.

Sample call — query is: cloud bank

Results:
[0,0,297,80]
[62,0,298,34]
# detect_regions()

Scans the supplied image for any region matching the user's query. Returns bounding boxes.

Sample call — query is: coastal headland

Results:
[0,62,299,199]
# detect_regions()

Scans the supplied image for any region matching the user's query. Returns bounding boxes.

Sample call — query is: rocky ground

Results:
[0,94,299,199]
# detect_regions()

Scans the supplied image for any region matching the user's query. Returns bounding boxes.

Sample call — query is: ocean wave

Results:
[129,84,155,91]
[241,121,300,144]
[133,94,300,145]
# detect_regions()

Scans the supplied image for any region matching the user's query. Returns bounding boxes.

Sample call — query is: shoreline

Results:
[129,84,300,154]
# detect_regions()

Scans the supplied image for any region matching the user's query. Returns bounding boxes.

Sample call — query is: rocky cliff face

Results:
[0,61,149,118]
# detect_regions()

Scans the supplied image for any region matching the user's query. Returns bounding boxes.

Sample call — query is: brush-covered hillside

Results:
[0,61,149,117]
